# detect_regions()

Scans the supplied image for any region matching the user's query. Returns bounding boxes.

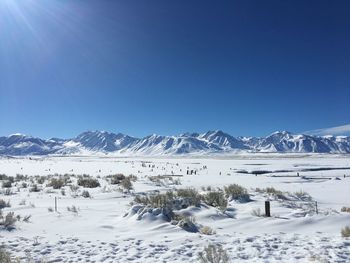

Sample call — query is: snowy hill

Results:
[1,130,350,155]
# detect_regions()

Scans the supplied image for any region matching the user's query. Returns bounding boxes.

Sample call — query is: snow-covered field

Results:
[1,154,350,262]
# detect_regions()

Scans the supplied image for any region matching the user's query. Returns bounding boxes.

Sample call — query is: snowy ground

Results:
[1,154,350,262]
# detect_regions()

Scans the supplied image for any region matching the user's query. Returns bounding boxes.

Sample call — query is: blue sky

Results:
[0,0,349,139]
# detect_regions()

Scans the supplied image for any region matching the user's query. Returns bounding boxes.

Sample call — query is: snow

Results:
[1,154,350,262]
[2,130,350,155]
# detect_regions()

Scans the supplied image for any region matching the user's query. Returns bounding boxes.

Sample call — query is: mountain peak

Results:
[0,130,350,155]
[269,131,293,137]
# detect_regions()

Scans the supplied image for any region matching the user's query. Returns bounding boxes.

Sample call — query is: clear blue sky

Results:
[0,0,349,139]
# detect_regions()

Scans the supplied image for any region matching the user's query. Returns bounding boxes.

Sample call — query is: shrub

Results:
[0,211,17,230]
[265,187,283,195]
[0,247,12,263]
[341,226,350,237]
[70,185,79,192]
[36,176,47,184]
[15,174,27,182]
[134,191,175,209]
[77,177,100,188]
[48,178,65,189]
[70,185,79,197]
[2,181,12,188]
[48,207,54,212]
[121,177,133,192]
[204,191,227,211]
[134,189,202,211]
[29,184,40,192]
[0,199,10,209]
[0,174,9,180]
[257,187,287,200]
[224,184,250,202]
[128,174,137,182]
[198,244,229,263]
[108,174,125,184]
[81,190,91,198]
[176,188,202,207]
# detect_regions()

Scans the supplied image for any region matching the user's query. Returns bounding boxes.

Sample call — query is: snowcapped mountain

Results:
[0,130,350,156]
[0,134,63,155]
[198,130,249,150]
[73,131,138,152]
[256,131,338,153]
[123,134,221,155]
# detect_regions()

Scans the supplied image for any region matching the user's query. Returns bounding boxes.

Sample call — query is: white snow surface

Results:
[1,154,350,262]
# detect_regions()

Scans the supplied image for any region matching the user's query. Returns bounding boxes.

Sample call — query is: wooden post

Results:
[265,201,271,217]
[315,201,318,214]
[55,197,57,212]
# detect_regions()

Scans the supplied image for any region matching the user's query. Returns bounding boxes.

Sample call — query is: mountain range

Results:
[0,130,350,156]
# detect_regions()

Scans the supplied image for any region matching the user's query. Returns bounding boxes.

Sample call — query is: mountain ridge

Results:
[1,130,350,156]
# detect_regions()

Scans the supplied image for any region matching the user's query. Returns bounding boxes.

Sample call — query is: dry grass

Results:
[341,207,350,213]
[341,226,350,237]
[198,244,230,263]
[200,225,216,235]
